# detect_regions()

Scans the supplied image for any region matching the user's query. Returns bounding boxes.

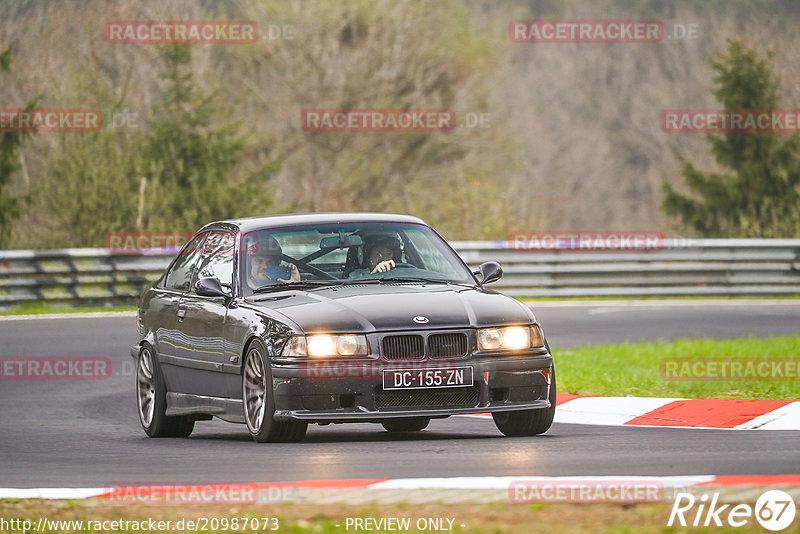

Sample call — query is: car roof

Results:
[199,212,428,234]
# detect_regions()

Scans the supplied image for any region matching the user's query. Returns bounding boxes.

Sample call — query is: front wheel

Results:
[492,367,556,437]
[242,340,307,443]
[136,343,194,438]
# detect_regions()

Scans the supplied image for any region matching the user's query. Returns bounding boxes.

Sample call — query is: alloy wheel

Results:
[244,347,267,432]
[137,348,156,427]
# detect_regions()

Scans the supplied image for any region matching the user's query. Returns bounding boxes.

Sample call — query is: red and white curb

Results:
[554,394,800,429]
[466,394,800,430]
[2,475,799,503]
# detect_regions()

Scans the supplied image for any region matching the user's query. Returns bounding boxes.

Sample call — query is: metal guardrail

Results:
[1,239,799,308]
[0,249,172,308]
[457,238,800,298]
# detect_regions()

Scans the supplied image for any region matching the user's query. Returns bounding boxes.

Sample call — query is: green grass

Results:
[556,335,800,400]
[0,302,136,316]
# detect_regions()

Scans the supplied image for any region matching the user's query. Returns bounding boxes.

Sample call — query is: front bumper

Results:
[270,352,553,423]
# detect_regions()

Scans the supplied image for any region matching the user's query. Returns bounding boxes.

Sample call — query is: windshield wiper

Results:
[369,276,474,287]
[251,277,476,294]
[251,281,336,294]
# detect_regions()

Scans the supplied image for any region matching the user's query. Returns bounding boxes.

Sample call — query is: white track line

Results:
[0,488,106,499]
[369,475,715,490]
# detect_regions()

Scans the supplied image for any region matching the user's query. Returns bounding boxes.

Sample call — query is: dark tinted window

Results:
[164,232,207,291]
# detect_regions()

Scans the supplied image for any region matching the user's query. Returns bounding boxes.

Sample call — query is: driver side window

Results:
[192,230,236,291]
[164,233,208,292]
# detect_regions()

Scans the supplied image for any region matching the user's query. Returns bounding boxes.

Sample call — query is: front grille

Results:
[382,335,424,359]
[428,333,468,358]
[375,385,479,409]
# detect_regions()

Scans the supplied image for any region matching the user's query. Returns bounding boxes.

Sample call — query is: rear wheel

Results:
[242,340,307,443]
[136,343,194,438]
[492,367,556,437]
[381,417,430,433]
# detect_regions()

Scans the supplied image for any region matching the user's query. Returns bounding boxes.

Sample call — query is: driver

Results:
[246,236,300,290]
[349,234,403,277]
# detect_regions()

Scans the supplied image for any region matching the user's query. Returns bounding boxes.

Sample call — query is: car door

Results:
[155,232,209,393]
[173,229,236,398]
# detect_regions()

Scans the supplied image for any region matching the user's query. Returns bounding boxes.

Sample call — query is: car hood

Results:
[247,283,536,333]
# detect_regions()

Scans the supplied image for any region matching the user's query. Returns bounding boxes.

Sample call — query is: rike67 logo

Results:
[669,490,797,531]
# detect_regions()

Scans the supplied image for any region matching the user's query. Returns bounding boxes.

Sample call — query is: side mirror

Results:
[477,261,503,285]
[196,277,230,297]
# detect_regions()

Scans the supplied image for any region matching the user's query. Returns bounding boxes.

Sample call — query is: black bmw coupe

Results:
[132,213,556,442]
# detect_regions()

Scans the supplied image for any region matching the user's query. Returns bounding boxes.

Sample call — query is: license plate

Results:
[382,367,473,390]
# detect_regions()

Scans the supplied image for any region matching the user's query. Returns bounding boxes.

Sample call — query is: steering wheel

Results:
[371,262,416,275]
[292,261,337,280]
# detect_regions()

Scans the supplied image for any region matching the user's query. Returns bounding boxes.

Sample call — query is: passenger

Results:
[349,234,403,277]
[246,236,300,290]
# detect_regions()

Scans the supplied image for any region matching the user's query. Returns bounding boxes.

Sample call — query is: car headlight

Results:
[477,325,545,351]
[281,334,369,357]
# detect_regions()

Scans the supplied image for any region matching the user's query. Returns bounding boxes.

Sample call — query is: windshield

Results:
[240,221,475,294]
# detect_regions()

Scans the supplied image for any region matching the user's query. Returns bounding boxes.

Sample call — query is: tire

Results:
[242,339,307,443]
[136,343,194,438]
[381,417,430,433]
[492,367,556,437]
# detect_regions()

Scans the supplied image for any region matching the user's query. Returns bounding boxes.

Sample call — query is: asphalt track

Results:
[1,301,799,487]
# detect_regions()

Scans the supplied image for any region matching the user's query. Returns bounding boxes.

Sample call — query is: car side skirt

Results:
[165,392,245,424]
